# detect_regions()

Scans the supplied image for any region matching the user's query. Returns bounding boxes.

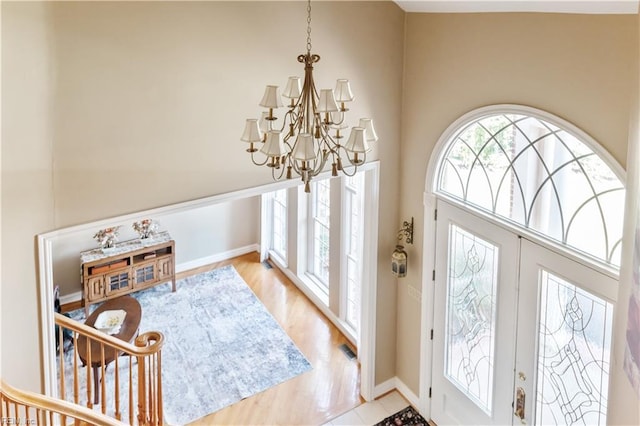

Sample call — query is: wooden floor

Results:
[62,252,363,424]
[179,252,363,425]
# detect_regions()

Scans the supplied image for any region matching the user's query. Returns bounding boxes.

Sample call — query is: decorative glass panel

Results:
[536,271,612,425]
[438,112,625,266]
[445,224,499,414]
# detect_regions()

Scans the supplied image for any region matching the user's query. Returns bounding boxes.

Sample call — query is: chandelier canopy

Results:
[241,0,377,193]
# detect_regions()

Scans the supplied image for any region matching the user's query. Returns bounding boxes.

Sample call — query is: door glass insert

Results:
[445,224,499,414]
[536,270,613,425]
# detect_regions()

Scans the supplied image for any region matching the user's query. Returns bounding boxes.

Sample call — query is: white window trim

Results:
[259,161,380,401]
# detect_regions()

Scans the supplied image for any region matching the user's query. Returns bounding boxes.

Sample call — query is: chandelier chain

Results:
[306,0,312,53]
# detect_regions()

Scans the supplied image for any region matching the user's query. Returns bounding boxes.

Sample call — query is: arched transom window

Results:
[436,107,625,267]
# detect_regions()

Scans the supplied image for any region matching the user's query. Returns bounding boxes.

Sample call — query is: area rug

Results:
[61,265,312,425]
[374,406,428,426]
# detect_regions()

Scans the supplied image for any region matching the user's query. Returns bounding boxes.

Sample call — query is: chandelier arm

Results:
[291,159,304,177]
[343,150,367,173]
[340,160,359,177]
[307,144,329,177]
[249,151,270,167]
[284,112,300,140]
[271,160,287,180]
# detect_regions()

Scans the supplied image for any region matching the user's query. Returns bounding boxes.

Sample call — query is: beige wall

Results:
[1,1,404,392]
[609,11,640,425]
[1,1,56,389]
[399,12,637,396]
[52,196,261,298]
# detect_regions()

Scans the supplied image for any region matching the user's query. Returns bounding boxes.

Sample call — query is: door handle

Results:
[514,386,526,423]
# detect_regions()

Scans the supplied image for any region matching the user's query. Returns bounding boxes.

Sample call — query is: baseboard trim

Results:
[176,244,259,274]
[395,377,420,408]
[373,377,397,399]
[373,376,421,411]
[60,291,83,306]
[59,244,260,304]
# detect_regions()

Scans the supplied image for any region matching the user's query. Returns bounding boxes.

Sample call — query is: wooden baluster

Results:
[128,356,134,425]
[157,351,163,426]
[147,355,155,425]
[149,353,155,425]
[114,350,121,421]
[86,338,92,408]
[101,343,106,414]
[25,404,31,425]
[58,325,65,401]
[48,409,54,426]
[73,331,79,405]
[36,407,42,426]
[137,354,146,425]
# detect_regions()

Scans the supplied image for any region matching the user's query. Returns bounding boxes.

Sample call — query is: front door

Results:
[431,200,616,425]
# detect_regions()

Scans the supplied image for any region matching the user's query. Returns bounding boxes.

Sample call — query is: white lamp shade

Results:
[259,85,283,109]
[261,131,285,157]
[359,118,378,142]
[330,111,347,129]
[345,127,370,153]
[292,133,317,161]
[317,89,339,113]
[259,111,271,133]
[241,119,263,143]
[334,79,354,103]
[283,77,302,99]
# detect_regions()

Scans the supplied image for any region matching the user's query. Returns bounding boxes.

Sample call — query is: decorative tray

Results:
[94,309,127,335]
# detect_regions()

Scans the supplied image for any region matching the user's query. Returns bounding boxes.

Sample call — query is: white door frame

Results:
[419,104,624,419]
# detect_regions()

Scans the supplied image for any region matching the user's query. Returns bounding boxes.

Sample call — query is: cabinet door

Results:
[134,262,157,288]
[157,257,173,281]
[86,276,104,301]
[105,270,132,296]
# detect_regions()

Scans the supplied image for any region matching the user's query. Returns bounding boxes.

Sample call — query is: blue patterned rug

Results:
[64,265,312,425]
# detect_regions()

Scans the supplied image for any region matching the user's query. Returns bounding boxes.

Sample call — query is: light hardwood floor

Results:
[184,252,363,425]
[63,251,363,424]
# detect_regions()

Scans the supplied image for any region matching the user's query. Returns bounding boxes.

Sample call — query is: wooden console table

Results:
[81,231,176,315]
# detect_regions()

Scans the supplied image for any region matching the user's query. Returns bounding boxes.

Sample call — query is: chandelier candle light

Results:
[241,0,377,193]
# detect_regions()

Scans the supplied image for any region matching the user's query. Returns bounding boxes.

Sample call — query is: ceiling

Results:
[392,1,640,14]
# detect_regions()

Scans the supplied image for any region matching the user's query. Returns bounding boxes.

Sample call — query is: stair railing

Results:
[0,379,125,425]
[54,313,164,425]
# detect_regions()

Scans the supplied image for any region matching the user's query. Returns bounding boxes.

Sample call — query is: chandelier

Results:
[241,0,377,193]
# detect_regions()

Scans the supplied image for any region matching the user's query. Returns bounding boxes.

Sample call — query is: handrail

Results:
[0,379,125,425]
[55,311,165,424]
[55,313,164,355]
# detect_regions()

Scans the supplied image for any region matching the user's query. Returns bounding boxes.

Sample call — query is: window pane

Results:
[438,112,625,267]
[272,188,287,260]
[345,172,364,332]
[310,179,331,289]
